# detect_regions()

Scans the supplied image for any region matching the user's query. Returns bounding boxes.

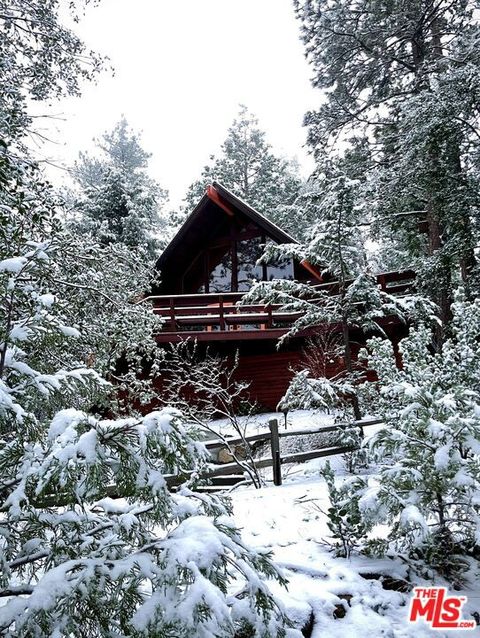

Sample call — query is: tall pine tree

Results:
[72,118,168,257]
[0,0,103,144]
[294,0,480,339]
[181,105,305,236]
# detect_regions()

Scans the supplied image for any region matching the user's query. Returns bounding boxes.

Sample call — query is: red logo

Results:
[408,587,476,630]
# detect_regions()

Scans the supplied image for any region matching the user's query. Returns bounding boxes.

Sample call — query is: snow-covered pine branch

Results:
[357,292,480,582]
[0,408,287,636]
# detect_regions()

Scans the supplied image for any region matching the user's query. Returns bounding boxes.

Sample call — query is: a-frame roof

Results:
[209,182,298,244]
[153,182,305,294]
[156,181,297,272]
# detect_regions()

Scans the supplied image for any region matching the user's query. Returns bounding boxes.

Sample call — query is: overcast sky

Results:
[38,0,319,208]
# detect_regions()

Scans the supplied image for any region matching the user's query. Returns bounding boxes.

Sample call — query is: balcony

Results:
[145,270,416,343]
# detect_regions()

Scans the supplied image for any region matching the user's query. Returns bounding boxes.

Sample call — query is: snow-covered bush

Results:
[158,342,264,488]
[0,406,287,636]
[361,292,480,581]
[319,461,372,558]
[338,423,369,473]
[278,370,368,470]
[278,370,341,413]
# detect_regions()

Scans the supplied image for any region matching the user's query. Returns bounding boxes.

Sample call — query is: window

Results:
[237,237,263,291]
[209,251,232,292]
[195,233,295,293]
[267,249,294,281]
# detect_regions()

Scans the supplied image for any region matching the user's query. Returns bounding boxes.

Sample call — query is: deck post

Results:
[269,418,282,486]
[169,297,176,331]
[219,295,225,331]
[266,303,273,329]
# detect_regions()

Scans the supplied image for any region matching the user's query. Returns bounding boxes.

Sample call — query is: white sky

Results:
[37,0,319,209]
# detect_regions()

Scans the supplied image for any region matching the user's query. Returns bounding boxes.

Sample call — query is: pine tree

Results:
[320,461,372,558]
[281,169,365,416]
[0,0,103,143]
[294,0,480,336]
[180,105,304,235]
[244,149,435,420]
[72,118,168,257]
[359,292,480,582]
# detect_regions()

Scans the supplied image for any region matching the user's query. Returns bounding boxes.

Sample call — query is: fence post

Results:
[269,418,282,486]
[266,303,273,329]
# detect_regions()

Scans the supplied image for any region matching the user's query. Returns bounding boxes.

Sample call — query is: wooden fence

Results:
[190,417,383,490]
[35,418,384,507]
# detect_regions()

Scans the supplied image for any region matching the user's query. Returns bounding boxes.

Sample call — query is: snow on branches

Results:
[0,146,287,637]
[360,292,480,581]
[0,408,287,637]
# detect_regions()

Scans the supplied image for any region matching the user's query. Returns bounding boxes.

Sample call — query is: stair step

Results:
[209,474,246,485]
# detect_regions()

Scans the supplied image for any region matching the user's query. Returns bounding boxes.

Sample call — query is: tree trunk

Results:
[337,201,362,422]
[451,146,476,289]
[426,202,451,349]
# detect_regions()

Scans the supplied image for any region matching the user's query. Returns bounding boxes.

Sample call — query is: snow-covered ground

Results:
[213,411,480,637]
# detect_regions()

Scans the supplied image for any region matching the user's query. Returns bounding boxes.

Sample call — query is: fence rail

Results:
[203,418,382,451]
[201,417,383,488]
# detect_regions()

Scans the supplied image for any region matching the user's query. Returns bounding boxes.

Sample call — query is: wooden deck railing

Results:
[144,269,415,342]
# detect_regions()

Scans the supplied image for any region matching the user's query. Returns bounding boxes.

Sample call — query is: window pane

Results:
[209,251,232,292]
[237,237,263,291]
[267,254,294,281]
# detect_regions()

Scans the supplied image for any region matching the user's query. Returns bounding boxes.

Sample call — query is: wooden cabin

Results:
[146,182,414,410]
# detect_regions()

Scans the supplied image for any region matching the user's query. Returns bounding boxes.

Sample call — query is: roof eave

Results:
[155,192,210,270]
